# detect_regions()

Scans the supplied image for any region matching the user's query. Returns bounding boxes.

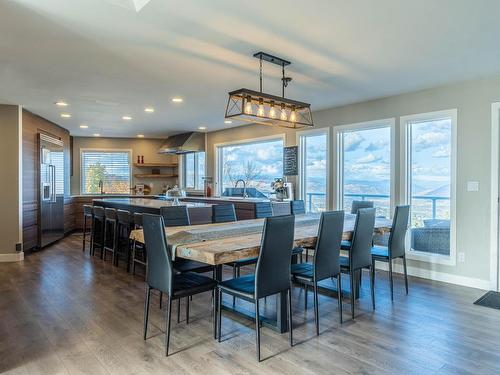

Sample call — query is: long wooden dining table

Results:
[130,213,392,333]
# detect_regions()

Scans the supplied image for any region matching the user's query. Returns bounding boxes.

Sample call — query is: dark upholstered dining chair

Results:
[212,203,237,223]
[290,200,306,215]
[217,215,295,362]
[290,200,309,262]
[291,211,344,334]
[142,214,217,356]
[254,202,273,218]
[160,205,190,227]
[351,200,374,214]
[340,208,376,319]
[158,206,213,320]
[371,205,410,300]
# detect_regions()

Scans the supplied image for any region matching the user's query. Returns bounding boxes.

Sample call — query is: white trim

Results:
[491,102,500,291]
[373,261,490,291]
[296,127,330,211]
[0,252,24,262]
[333,118,396,216]
[79,148,133,195]
[213,134,286,196]
[17,105,23,251]
[400,109,457,266]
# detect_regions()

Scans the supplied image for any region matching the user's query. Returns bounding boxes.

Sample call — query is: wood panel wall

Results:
[22,110,73,250]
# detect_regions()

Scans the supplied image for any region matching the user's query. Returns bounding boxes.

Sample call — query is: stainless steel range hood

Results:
[158,132,205,154]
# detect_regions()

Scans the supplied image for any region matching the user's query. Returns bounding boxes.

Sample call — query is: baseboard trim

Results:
[0,252,24,262]
[373,260,490,290]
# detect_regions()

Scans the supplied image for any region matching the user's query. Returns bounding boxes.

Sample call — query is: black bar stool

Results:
[103,208,118,264]
[82,204,93,253]
[116,209,133,269]
[132,212,146,275]
[91,206,105,257]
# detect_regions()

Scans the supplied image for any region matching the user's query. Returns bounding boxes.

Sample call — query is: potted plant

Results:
[271,178,288,201]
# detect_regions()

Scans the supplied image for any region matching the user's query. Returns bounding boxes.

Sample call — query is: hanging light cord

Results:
[259,56,263,93]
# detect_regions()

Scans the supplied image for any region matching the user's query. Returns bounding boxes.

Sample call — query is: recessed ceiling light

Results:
[60,113,71,118]
[93,133,100,137]
[144,107,155,113]
[224,120,232,124]
[55,101,68,107]
[137,134,145,138]
[122,116,132,120]
[171,98,183,103]
[198,126,206,130]
[80,125,89,129]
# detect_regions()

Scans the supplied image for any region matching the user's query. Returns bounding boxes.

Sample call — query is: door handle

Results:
[51,165,57,202]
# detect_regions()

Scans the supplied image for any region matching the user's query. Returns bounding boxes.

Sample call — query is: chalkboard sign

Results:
[283,146,298,176]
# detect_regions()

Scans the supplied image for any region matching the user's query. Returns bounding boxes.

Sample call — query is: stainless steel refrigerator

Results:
[39,134,65,248]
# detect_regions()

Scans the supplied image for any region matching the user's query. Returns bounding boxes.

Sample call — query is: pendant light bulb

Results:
[280,103,287,121]
[257,98,265,117]
[290,107,297,122]
[244,96,253,115]
[269,101,276,119]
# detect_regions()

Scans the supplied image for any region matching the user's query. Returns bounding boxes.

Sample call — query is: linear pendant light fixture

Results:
[225,52,313,128]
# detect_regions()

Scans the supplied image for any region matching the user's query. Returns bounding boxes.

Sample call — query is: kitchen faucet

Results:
[98,180,104,195]
[234,179,248,198]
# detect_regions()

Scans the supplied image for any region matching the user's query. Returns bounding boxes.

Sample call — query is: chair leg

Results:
[212,289,217,339]
[217,288,222,342]
[350,271,355,319]
[313,281,319,336]
[403,255,409,295]
[370,262,375,310]
[165,297,172,356]
[232,265,237,306]
[159,292,163,309]
[255,298,261,362]
[177,299,181,323]
[82,217,87,252]
[143,286,151,340]
[186,297,190,324]
[103,221,107,261]
[304,284,308,311]
[126,239,132,273]
[288,286,293,347]
[388,258,394,301]
[337,274,343,324]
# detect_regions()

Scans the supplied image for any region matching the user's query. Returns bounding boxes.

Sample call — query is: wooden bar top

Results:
[130,214,392,266]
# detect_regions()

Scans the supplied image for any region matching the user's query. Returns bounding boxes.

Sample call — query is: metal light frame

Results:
[225,52,314,129]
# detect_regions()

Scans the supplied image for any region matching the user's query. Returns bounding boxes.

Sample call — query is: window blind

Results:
[81,150,131,194]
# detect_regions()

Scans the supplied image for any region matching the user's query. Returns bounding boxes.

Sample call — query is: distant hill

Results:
[415,184,450,197]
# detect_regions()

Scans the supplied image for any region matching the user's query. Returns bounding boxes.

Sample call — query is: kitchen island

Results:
[181,196,282,220]
[93,198,213,225]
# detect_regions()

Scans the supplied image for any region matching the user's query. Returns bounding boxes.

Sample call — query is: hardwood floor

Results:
[1,234,500,374]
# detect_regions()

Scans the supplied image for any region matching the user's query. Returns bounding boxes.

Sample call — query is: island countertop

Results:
[93,198,213,224]
[93,198,212,209]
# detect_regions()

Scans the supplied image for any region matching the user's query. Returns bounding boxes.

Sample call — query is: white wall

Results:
[207,74,500,289]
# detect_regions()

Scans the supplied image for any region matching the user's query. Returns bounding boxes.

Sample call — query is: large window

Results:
[402,110,456,261]
[183,152,205,190]
[336,120,394,218]
[216,137,284,196]
[298,130,328,212]
[81,150,131,194]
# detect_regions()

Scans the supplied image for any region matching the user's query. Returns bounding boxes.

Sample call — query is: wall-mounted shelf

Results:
[133,163,178,168]
[134,174,178,179]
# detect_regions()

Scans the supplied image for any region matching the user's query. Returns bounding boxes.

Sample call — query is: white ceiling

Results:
[1,0,500,138]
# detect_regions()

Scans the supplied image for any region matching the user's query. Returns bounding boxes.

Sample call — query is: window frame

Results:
[80,148,132,195]
[296,127,330,212]
[333,118,396,217]
[400,109,457,265]
[214,134,286,196]
[180,152,206,191]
